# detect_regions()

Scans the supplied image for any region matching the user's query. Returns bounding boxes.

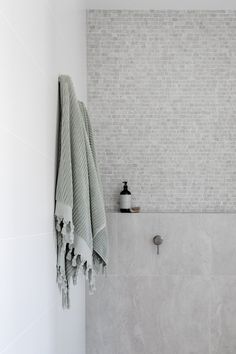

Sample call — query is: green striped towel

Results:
[55,75,108,308]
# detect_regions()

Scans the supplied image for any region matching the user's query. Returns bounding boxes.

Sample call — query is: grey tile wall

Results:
[86,213,236,354]
[87,10,236,212]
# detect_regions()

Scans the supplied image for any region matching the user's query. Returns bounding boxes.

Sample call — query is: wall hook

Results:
[153,235,163,255]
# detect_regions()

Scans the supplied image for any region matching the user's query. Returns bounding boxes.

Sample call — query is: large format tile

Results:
[157,214,211,275]
[87,275,210,354]
[57,274,85,354]
[87,213,236,354]
[116,213,161,276]
[0,15,57,161]
[116,213,211,276]
[86,277,119,354]
[0,0,55,78]
[106,213,118,275]
[2,306,57,354]
[52,0,87,99]
[0,234,56,352]
[211,277,236,354]
[0,130,55,237]
[117,276,210,354]
[203,214,236,275]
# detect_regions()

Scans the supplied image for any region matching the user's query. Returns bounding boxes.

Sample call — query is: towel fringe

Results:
[72,254,78,267]
[56,235,99,308]
[55,218,106,308]
[55,216,74,244]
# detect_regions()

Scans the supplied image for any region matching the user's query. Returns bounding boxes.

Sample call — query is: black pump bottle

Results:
[120,181,131,213]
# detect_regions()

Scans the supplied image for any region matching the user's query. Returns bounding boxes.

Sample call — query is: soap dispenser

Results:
[120,181,131,213]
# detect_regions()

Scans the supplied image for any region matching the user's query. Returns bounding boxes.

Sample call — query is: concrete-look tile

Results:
[157,214,211,275]
[211,277,236,354]
[116,213,211,276]
[86,276,118,354]
[104,276,210,354]
[106,213,118,275]
[118,276,210,354]
[202,214,236,275]
[116,213,161,276]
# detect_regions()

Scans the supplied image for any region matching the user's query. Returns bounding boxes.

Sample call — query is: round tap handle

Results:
[153,235,163,255]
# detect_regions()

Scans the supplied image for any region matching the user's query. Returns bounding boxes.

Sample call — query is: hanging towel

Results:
[55,75,108,308]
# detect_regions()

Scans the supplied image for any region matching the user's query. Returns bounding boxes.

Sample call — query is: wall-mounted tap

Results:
[153,235,163,254]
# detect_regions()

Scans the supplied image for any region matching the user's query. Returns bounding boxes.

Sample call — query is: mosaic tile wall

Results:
[87,10,236,211]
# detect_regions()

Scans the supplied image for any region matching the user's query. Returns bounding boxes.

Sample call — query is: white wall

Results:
[0,1,87,354]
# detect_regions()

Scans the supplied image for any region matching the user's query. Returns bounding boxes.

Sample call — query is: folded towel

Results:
[55,75,108,308]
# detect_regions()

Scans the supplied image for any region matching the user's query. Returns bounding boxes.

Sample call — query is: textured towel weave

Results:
[55,75,108,307]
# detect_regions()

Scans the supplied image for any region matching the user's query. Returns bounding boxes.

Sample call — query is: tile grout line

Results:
[0,8,55,87]
[0,231,55,241]
[209,225,213,354]
[2,122,55,164]
[209,281,212,354]
[0,303,56,354]
[106,211,236,214]
[0,8,59,163]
